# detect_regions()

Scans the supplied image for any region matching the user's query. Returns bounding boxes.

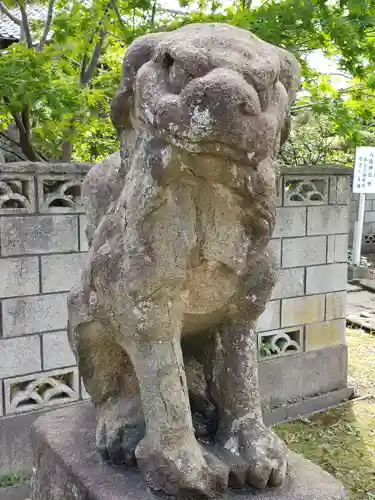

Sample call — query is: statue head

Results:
[111,23,300,167]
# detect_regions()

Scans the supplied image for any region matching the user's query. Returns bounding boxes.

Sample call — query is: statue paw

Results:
[215,420,288,490]
[136,433,229,497]
[96,415,144,466]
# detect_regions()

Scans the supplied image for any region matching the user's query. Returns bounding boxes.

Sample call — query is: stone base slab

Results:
[31,404,347,500]
[348,264,369,281]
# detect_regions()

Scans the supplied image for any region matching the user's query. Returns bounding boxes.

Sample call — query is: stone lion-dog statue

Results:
[68,22,300,498]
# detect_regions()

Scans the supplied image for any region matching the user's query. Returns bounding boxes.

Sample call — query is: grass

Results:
[275,328,375,500]
[0,471,30,488]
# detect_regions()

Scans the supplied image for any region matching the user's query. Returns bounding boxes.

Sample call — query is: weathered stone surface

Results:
[79,215,89,251]
[31,404,347,500]
[2,293,68,337]
[0,256,39,298]
[0,337,41,378]
[0,215,78,255]
[67,23,303,497]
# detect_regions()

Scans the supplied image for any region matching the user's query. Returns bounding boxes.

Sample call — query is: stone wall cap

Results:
[0,162,92,175]
[280,164,353,176]
[0,162,353,177]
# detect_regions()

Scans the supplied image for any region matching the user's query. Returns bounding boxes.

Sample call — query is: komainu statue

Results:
[68,23,300,498]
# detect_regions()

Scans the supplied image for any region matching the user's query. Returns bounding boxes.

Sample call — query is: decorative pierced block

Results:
[0,174,35,213]
[283,176,328,206]
[38,175,85,213]
[364,234,375,244]
[258,327,303,361]
[4,367,79,415]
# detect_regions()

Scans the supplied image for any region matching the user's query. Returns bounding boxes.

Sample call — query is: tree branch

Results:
[13,112,42,161]
[38,0,56,51]
[81,29,106,84]
[18,0,33,48]
[0,1,21,25]
[111,0,127,35]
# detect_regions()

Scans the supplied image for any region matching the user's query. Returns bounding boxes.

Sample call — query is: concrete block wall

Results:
[258,166,350,407]
[0,162,91,419]
[350,192,375,253]
[0,162,351,421]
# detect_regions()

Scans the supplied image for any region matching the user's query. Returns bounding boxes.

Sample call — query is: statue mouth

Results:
[140,118,259,168]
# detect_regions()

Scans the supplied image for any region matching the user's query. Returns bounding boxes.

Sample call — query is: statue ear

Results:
[111,33,165,133]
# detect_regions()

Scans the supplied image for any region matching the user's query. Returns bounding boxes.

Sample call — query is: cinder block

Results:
[0,256,39,298]
[272,268,304,300]
[307,206,348,236]
[0,383,3,417]
[2,293,68,337]
[41,253,86,293]
[0,215,78,256]
[4,367,79,415]
[372,200,375,211]
[273,207,306,238]
[329,176,351,205]
[327,234,348,263]
[350,200,357,211]
[259,344,347,407]
[256,300,280,332]
[79,215,89,251]
[363,222,372,235]
[306,263,347,294]
[0,336,41,378]
[305,319,346,351]
[282,236,326,268]
[326,291,347,321]
[42,331,76,370]
[268,238,281,265]
[365,200,373,211]
[281,295,325,327]
[364,211,375,223]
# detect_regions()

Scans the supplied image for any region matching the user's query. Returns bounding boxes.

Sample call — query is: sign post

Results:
[352,146,375,266]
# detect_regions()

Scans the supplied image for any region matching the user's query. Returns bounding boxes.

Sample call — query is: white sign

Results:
[353,146,375,193]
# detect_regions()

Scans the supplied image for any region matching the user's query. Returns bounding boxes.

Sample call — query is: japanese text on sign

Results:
[353,147,375,194]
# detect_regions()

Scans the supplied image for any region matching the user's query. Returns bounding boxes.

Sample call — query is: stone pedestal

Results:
[31,403,347,500]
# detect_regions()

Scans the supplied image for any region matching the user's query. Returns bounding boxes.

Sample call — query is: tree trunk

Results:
[13,110,42,161]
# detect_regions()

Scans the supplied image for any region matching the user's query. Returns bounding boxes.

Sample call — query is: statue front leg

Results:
[206,254,288,490]
[122,294,227,497]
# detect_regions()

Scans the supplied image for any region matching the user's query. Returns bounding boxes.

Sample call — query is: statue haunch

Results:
[68,23,300,498]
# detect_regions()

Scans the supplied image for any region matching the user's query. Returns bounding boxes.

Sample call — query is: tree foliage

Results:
[0,0,374,164]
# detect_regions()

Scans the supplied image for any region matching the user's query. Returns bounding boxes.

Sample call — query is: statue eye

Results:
[161,53,174,70]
